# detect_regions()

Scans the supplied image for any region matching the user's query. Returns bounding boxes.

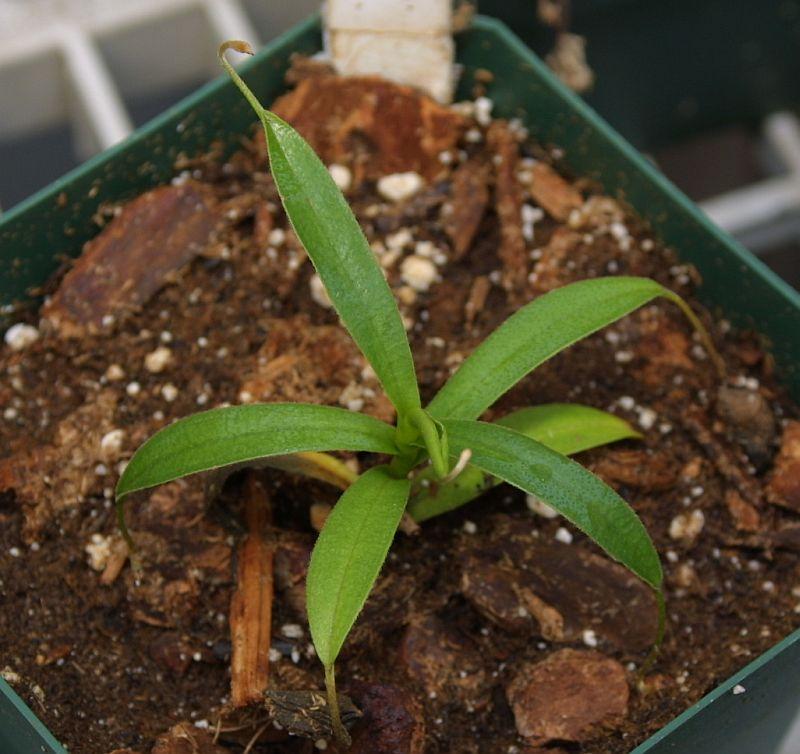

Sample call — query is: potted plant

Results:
[1,11,799,754]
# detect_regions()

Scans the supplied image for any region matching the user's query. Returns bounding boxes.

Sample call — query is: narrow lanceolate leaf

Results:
[263,112,420,416]
[408,403,639,521]
[428,277,696,421]
[116,403,398,501]
[220,44,420,416]
[496,403,642,454]
[441,419,662,589]
[307,465,411,667]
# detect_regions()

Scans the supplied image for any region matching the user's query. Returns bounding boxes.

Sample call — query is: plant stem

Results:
[666,292,726,379]
[324,663,351,747]
[218,41,270,130]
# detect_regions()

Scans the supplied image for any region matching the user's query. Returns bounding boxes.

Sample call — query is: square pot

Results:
[1,13,799,754]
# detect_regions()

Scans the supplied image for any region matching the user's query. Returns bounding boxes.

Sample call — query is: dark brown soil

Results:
[1,70,799,754]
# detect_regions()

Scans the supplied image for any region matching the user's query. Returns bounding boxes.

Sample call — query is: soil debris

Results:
[399,614,491,712]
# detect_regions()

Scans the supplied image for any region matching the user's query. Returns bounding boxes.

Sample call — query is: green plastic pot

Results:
[1,13,799,754]
[488,0,800,150]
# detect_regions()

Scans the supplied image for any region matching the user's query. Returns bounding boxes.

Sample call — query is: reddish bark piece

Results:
[43,182,222,337]
[399,614,490,711]
[239,315,395,423]
[348,683,425,754]
[0,389,117,540]
[461,542,658,651]
[271,75,465,181]
[530,227,582,293]
[725,490,761,533]
[443,158,490,259]
[591,448,678,492]
[506,649,629,745]
[767,421,800,513]
[230,473,274,707]
[151,722,228,754]
[528,161,583,221]
[487,121,529,294]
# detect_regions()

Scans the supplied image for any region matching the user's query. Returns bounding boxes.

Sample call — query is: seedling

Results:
[116,41,724,745]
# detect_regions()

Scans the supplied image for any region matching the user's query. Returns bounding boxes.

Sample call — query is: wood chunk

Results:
[43,183,221,337]
[487,121,529,294]
[151,722,228,754]
[399,614,490,711]
[767,421,800,513]
[271,75,465,181]
[0,389,117,540]
[591,448,678,492]
[528,161,583,221]
[506,649,628,745]
[461,542,659,651]
[530,227,582,293]
[348,683,425,754]
[443,158,490,259]
[230,474,274,707]
[239,315,395,423]
[725,490,761,533]
[464,275,491,328]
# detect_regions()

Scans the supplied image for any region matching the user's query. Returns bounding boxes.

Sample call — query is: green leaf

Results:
[307,465,410,667]
[219,45,420,417]
[441,419,662,589]
[497,403,642,453]
[408,403,640,521]
[116,403,398,501]
[428,276,699,422]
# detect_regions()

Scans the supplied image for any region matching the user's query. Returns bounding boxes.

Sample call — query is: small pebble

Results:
[161,383,179,402]
[526,494,558,519]
[555,527,573,544]
[4,323,39,351]
[268,228,286,246]
[309,274,332,308]
[126,381,141,397]
[733,684,746,695]
[400,255,438,292]
[327,164,352,191]
[282,623,304,639]
[463,520,478,534]
[474,96,493,126]
[144,346,172,373]
[669,510,705,541]
[377,172,424,202]
[99,429,125,459]
[105,364,125,381]
[581,629,598,648]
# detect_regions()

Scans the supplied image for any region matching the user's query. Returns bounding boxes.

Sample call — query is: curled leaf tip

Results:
[219,40,254,60]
